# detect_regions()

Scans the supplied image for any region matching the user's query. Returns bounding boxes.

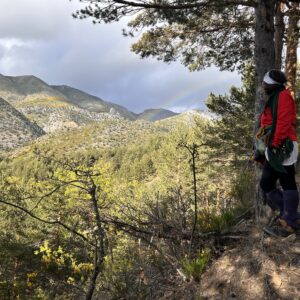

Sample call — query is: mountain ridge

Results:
[0,73,212,152]
[0,73,179,127]
[51,84,137,120]
[137,108,178,122]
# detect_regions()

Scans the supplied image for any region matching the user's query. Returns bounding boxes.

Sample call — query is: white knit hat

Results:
[263,71,281,85]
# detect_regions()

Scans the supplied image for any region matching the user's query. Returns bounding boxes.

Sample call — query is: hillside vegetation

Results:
[0,106,254,299]
[2,66,297,300]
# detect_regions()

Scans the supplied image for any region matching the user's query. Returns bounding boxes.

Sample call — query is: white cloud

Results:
[0,0,82,40]
[0,0,242,113]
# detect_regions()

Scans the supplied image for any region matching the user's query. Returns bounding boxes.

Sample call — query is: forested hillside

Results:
[2,68,300,300]
[0,67,258,299]
[2,0,300,299]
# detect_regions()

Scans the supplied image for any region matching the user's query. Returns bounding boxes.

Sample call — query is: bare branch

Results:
[0,198,95,247]
[80,0,256,9]
[102,217,217,240]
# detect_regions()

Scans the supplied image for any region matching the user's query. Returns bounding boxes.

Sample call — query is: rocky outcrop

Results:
[0,97,44,151]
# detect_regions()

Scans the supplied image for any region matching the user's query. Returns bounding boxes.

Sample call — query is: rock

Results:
[281,234,297,242]
[271,271,282,288]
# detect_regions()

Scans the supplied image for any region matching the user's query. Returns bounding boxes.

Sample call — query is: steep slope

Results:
[136,108,178,122]
[198,222,300,300]
[16,97,123,133]
[0,74,124,132]
[51,85,137,120]
[0,97,44,151]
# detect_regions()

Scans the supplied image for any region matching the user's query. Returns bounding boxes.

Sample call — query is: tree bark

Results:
[86,184,105,300]
[189,143,198,257]
[254,0,276,221]
[285,3,299,98]
[85,252,100,300]
[274,2,285,69]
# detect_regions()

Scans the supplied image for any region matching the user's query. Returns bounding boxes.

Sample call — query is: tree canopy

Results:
[75,0,255,71]
[73,1,300,219]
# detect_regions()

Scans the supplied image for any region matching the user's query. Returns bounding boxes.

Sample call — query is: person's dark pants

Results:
[260,161,300,228]
[260,161,297,192]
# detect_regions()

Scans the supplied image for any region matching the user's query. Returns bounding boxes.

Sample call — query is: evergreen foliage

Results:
[0,108,254,298]
[75,1,255,72]
[205,63,255,158]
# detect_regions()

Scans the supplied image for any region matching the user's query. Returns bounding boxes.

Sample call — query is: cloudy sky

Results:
[0,0,241,113]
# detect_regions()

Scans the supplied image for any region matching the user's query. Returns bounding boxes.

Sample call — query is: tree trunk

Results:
[254,0,276,221]
[86,184,105,300]
[274,2,285,69]
[86,253,100,300]
[286,3,299,98]
[189,144,198,257]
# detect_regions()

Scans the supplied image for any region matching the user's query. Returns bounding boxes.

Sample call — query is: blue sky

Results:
[0,0,241,113]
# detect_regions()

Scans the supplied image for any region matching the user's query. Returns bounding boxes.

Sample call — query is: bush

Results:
[182,248,211,282]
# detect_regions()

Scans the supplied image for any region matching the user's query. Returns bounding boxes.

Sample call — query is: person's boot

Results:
[280,190,300,229]
[263,224,294,237]
[265,189,284,217]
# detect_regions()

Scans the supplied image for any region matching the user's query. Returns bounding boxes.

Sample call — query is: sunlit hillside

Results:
[16,95,123,133]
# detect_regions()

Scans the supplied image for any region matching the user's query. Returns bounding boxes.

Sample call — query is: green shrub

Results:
[182,248,211,281]
[208,209,236,232]
[230,167,255,209]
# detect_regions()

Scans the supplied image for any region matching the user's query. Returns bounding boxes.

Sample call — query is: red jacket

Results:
[260,89,297,147]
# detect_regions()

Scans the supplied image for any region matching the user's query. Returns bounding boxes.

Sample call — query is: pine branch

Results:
[0,198,95,247]
[80,0,256,9]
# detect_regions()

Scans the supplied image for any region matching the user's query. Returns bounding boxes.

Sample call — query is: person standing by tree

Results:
[258,70,300,236]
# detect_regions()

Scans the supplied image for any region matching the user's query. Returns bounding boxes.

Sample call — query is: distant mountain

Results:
[0,97,44,151]
[136,108,178,122]
[0,74,64,104]
[0,74,175,128]
[0,74,130,132]
[0,74,177,134]
[51,85,137,120]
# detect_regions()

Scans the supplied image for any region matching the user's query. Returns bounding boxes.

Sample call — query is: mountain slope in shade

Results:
[136,108,178,122]
[51,85,137,120]
[0,97,45,151]
[0,74,136,125]
[0,74,66,104]
[0,74,127,132]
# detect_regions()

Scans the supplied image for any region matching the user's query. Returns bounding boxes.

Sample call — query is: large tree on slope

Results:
[73,0,285,129]
[73,0,299,216]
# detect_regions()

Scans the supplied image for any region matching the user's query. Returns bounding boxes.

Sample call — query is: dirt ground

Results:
[158,166,300,299]
[157,218,300,300]
[197,221,300,300]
